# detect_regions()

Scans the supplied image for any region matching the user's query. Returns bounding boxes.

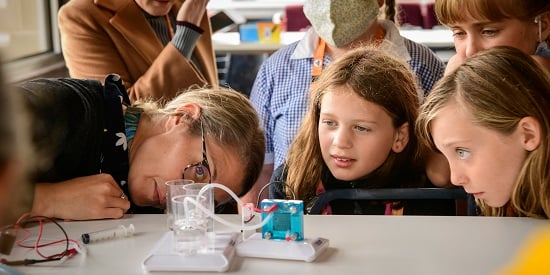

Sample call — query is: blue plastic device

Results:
[260,199,304,241]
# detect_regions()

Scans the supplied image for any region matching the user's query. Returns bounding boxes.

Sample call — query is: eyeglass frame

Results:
[182,118,211,183]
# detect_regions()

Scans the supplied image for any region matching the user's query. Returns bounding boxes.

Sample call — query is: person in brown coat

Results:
[58,0,218,102]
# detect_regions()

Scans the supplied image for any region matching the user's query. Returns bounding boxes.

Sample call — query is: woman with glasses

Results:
[14,74,264,220]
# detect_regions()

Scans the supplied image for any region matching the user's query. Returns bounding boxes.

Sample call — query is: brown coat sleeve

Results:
[58,0,218,102]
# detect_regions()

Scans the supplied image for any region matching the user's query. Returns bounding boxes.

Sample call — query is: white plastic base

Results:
[236,233,329,262]
[143,232,239,272]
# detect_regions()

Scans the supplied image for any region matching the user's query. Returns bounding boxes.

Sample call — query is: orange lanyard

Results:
[311,25,386,81]
[311,38,326,80]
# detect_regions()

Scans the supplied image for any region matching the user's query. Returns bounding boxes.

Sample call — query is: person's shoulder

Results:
[269,164,289,199]
[59,0,100,22]
[403,38,445,68]
[272,164,288,181]
[254,42,301,79]
[403,38,440,58]
[60,0,129,14]
[265,42,300,63]
[59,0,95,12]
[16,78,103,97]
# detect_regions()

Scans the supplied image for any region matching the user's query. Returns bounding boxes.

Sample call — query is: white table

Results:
[212,29,454,55]
[400,28,454,49]
[212,31,304,54]
[6,214,546,275]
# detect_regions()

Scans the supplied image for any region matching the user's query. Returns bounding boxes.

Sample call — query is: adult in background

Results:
[58,0,218,101]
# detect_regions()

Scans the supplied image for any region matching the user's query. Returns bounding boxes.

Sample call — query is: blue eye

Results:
[354,125,369,132]
[481,29,498,36]
[456,149,470,159]
[452,30,466,38]
[322,120,336,127]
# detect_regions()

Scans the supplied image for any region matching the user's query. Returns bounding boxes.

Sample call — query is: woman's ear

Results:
[167,103,202,128]
[176,103,202,121]
[517,116,541,152]
[538,11,550,42]
[392,122,409,153]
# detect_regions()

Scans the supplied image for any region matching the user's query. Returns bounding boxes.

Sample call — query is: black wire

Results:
[256,181,297,208]
[1,215,70,266]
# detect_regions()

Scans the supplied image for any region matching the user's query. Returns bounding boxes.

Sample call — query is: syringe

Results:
[81,224,135,244]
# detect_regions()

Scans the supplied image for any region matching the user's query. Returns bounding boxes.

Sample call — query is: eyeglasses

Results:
[182,119,211,183]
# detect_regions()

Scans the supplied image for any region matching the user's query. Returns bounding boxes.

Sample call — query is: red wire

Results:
[15,227,31,246]
[1,213,76,266]
[13,214,77,259]
[242,204,279,223]
[18,238,80,249]
[247,204,278,213]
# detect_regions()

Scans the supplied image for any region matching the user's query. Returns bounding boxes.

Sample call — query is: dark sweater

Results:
[270,165,457,215]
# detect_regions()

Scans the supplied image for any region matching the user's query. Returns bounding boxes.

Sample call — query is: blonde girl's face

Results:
[450,14,539,60]
[318,87,401,182]
[430,100,528,208]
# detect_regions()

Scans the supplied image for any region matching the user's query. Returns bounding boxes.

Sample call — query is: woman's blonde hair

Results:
[135,86,265,195]
[417,46,550,218]
[435,0,550,26]
[285,47,423,203]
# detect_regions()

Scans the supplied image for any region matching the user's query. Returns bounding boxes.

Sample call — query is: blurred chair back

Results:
[307,187,472,215]
[422,2,439,29]
[284,5,310,31]
[397,3,424,28]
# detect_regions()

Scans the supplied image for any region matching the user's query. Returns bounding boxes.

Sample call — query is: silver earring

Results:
[535,15,542,42]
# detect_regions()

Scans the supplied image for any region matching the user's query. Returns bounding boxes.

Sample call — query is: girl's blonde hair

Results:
[135,86,265,195]
[285,47,423,204]
[417,46,550,218]
[435,0,550,26]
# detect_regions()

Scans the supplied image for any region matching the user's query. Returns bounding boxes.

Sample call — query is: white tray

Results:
[236,233,329,262]
[142,232,239,272]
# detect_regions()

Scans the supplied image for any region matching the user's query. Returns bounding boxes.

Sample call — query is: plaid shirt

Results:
[250,20,445,168]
